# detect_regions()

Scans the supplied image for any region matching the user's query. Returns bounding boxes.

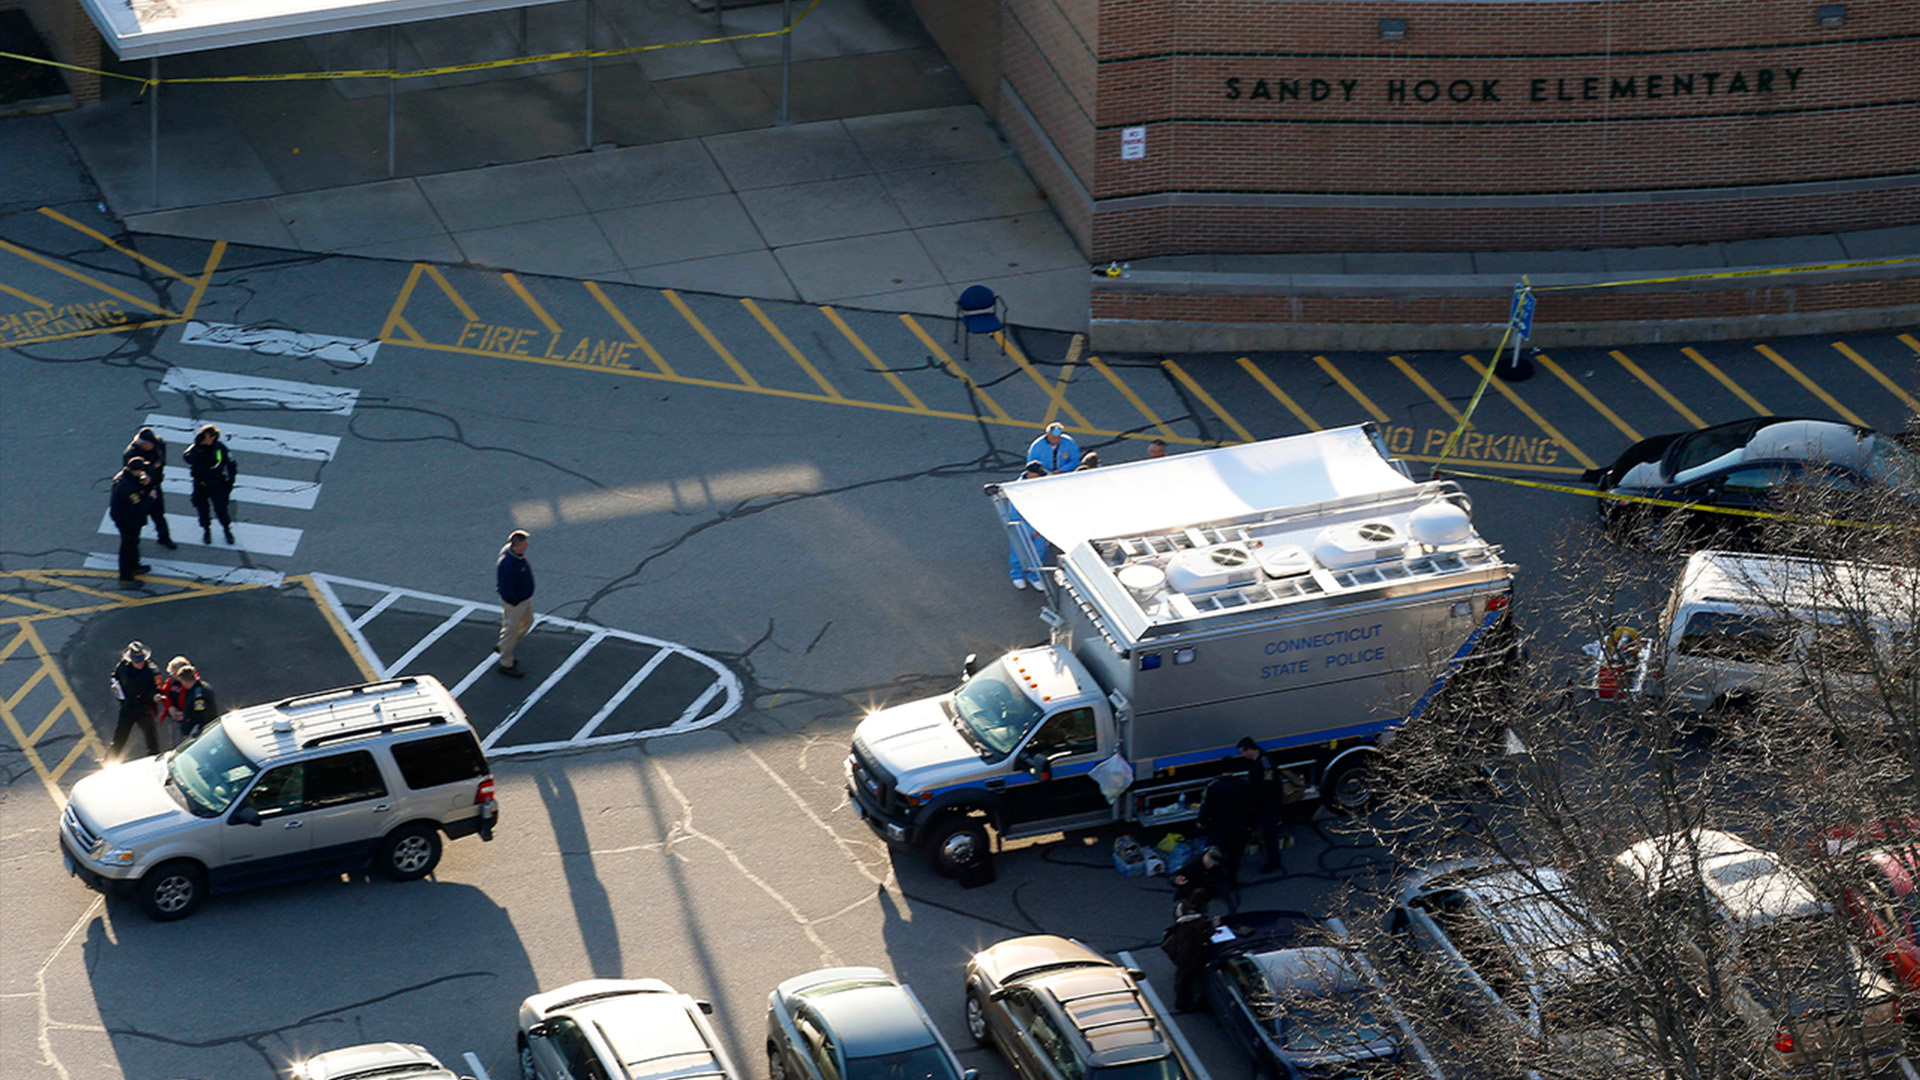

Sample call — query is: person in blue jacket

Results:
[1026,422,1081,474]
[495,530,535,678]
[1007,462,1047,589]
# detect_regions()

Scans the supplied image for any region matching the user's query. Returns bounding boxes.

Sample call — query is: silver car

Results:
[517,978,742,1080]
[291,1042,466,1080]
[767,967,974,1080]
[59,676,498,921]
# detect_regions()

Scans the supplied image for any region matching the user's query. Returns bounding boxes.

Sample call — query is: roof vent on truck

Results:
[1312,521,1404,569]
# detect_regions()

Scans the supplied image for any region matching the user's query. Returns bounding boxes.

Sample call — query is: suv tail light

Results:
[1772,1025,1795,1054]
[1487,594,1510,612]
[475,777,496,805]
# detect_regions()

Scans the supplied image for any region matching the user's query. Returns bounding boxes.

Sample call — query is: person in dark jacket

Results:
[495,530,535,678]
[110,460,155,585]
[1163,867,1217,1012]
[1197,764,1257,891]
[1238,736,1301,873]
[107,641,163,762]
[162,660,219,742]
[182,423,238,545]
[124,427,175,549]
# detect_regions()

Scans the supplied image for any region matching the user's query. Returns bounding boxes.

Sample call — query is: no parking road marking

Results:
[309,574,741,757]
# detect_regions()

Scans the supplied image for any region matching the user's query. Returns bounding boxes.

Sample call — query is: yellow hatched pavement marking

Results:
[290,574,379,683]
[1901,333,1920,356]
[1683,346,1770,416]
[1039,335,1086,427]
[999,332,1092,430]
[1610,350,1705,428]
[1460,354,1596,470]
[38,207,194,282]
[1237,357,1320,431]
[1537,353,1640,441]
[502,273,561,334]
[821,306,925,410]
[583,281,674,376]
[743,299,843,400]
[1087,356,1176,438]
[1162,360,1255,442]
[1314,356,1389,423]
[380,263,428,339]
[1,281,53,308]
[667,289,761,388]
[1755,344,1865,427]
[1387,355,1467,427]
[13,570,126,603]
[424,265,480,322]
[900,315,1012,422]
[0,620,102,803]
[0,238,173,316]
[1831,341,1920,415]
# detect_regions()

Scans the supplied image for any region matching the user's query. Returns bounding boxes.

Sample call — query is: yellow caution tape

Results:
[1533,254,1920,292]
[1433,466,1906,531]
[0,0,820,88]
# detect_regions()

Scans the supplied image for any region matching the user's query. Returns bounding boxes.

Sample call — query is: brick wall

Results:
[3,0,104,104]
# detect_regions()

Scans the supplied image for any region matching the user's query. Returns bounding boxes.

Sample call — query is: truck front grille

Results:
[63,805,97,852]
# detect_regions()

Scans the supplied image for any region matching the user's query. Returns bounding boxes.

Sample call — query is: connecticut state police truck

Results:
[845,424,1518,877]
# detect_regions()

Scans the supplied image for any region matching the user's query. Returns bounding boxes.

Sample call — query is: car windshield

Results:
[951,660,1044,758]
[844,1045,962,1080]
[167,723,259,816]
[1863,437,1920,494]
[1278,989,1389,1051]
[1089,1058,1186,1080]
[1666,418,1770,478]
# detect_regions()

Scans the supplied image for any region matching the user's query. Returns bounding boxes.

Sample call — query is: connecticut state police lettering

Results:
[1221,67,1805,105]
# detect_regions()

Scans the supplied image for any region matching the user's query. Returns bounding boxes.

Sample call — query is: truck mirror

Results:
[962,653,980,679]
[231,805,262,827]
[528,1022,551,1039]
[696,999,714,1014]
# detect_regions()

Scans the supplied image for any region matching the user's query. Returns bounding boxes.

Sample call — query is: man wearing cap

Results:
[1026,422,1081,474]
[109,459,155,586]
[123,426,176,550]
[107,641,164,762]
[495,530,535,678]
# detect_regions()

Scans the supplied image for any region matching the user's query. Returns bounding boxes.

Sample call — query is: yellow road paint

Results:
[2,215,221,351]
[667,289,761,388]
[1459,354,1596,470]
[502,273,562,334]
[743,299,843,400]
[0,281,52,308]
[1038,362,1079,427]
[899,314,1012,422]
[290,574,379,682]
[1162,360,1255,443]
[1756,343,1865,427]
[1683,346,1770,416]
[0,591,66,614]
[1537,353,1640,441]
[1831,341,1920,415]
[821,306,925,410]
[1087,356,1176,439]
[0,238,172,316]
[1314,356,1389,423]
[380,263,427,339]
[1386,355,1466,427]
[182,242,224,321]
[1237,357,1320,431]
[453,321,634,367]
[1901,333,1920,356]
[39,207,194,283]
[583,280,674,376]
[424,265,480,322]
[1383,424,1570,470]
[0,619,101,803]
[1610,350,1705,429]
[999,331,1090,430]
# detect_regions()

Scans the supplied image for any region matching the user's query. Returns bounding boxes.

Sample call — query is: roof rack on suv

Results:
[302,714,447,749]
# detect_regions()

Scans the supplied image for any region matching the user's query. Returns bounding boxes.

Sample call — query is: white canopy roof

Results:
[81,0,574,60]
[1004,426,1415,552]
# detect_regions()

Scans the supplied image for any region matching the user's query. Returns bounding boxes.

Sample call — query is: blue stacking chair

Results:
[954,284,1007,360]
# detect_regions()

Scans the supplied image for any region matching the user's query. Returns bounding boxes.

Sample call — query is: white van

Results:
[1630,550,1911,717]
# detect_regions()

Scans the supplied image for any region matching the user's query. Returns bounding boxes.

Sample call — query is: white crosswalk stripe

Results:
[180,320,380,366]
[142,414,338,462]
[83,553,284,586]
[159,366,361,415]
[98,510,304,557]
[159,473,321,510]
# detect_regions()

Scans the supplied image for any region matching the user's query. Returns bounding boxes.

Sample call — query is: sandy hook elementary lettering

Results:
[1223,67,1806,104]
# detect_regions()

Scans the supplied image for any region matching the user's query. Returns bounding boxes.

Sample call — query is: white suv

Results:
[60,676,498,921]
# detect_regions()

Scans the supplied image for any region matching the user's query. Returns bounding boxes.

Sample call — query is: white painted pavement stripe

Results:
[159,366,361,415]
[575,648,675,742]
[160,473,322,510]
[97,511,302,557]
[307,575,390,677]
[1116,952,1214,1080]
[463,1054,493,1080]
[380,604,480,680]
[479,629,610,752]
[350,590,403,630]
[83,552,284,586]
[181,320,380,367]
[671,678,727,731]
[143,414,339,462]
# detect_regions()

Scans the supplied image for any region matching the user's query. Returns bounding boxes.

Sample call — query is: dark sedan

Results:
[1202,911,1436,1080]
[1582,417,1920,543]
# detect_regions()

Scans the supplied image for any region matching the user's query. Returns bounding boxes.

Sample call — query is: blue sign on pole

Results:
[1510,286,1536,339]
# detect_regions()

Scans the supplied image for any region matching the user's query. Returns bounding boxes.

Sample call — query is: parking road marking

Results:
[1683,346,1770,415]
[1537,353,1640,441]
[159,366,361,415]
[1315,356,1389,423]
[1162,360,1255,442]
[1831,341,1920,415]
[1388,355,1467,428]
[1238,357,1320,431]
[823,306,925,411]
[1087,356,1176,439]
[900,314,1013,422]
[584,280,674,376]
[502,273,561,334]
[743,298,844,400]
[1756,343,1866,426]
[1610,350,1704,428]
[1460,354,1596,470]
[667,289,761,388]
[0,619,103,803]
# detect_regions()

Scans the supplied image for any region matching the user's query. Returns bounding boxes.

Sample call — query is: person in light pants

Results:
[496,530,535,678]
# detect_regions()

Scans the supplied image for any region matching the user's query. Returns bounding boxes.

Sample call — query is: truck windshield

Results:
[952,661,1045,759]
[167,723,260,817]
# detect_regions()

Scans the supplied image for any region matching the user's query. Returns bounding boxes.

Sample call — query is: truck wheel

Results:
[377,824,442,880]
[138,860,206,921]
[1322,756,1380,815]
[928,818,990,878]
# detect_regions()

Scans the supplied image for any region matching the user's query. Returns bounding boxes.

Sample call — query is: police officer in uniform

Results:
[107,641,163,762]
[169,663,219,741]
[124,427,176,549]
[182,423,238,545]
[110,459,155,585]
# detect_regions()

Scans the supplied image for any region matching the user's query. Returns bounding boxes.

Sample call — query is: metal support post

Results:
[584,0,595,148]
[776,0,792,124]
[148,58,160,208]
[387,26,398,177]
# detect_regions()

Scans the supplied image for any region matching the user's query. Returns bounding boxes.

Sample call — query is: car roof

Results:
[805,983,936,1056]
[1037,968,1171,1066]
[978,934,1111,983]
[225,676,465,763]
[1251,946,1363,995]
[296,1043,453,1080]
[576,994,728,1080]
[1670,418,1868,485]
[1678,550,1910,619]
[1617,829,1829,925]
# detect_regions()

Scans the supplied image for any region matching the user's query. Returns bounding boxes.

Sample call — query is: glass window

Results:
[390,731,488,789]
[844,1046,962,1080]
[168,722,259,816]
[952,661,1045,758]
[304,750,388,807]
[1715,464,1794,494]
[1027,1014,1083,1080]
[1806,621,1879,676]
[245,764,305,816]
[1029,708,1098,758]
[1677,611,1791,664]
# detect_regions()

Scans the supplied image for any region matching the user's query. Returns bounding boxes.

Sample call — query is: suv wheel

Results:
[138,860,206,921]
[964,987,991,1046]
[377,824,443,880]
[518,1033,537,1080]
[767,1044,787,1080]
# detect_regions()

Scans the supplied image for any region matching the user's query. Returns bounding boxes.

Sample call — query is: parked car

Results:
[767,967,973,1080]
[1614,828,1904,1075]
[291,1043,466,1080]
[1814,819,1920,995]
[59,676,497,921]
[1389,859,1641,1073]
[1202,911,1435,1080]
[964,934,1193,1080]
[1583,417,1920,544]
[517,978,742,1080]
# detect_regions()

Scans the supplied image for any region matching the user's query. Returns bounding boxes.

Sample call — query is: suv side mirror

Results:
[1019,751,1052,782]
[231,805,262,827]
[963,1071,979,1080]
[962,653,979,679]
[695,999,714,1015]
[527,1022,551,1039]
